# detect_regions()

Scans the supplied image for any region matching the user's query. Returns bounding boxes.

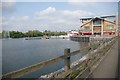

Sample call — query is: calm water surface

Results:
[0,40,2,76]
[2,38,89,78]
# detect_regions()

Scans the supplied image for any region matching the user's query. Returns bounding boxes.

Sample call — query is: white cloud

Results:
[21,16,29,21]
[62,10,94,18]
[36,7,56,15]
[9,16,29,21]
[35,7,94,21]
[3,7,96,31]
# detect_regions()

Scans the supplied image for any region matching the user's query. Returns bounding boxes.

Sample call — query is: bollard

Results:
[64,48,70,71]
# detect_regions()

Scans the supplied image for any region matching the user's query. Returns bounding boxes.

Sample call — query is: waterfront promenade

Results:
[88,38,118,78]
[2,36,119,79]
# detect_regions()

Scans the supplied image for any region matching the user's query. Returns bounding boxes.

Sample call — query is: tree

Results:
[0,33,2,39]
[1,30,67,38]
[25,30,43,37]
[9,31,25,38]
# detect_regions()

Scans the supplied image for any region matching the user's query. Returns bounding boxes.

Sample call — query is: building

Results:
[80,16,117,36]
[67,30,80,37]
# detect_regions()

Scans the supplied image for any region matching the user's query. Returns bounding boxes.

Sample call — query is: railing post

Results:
[64,48,70,71]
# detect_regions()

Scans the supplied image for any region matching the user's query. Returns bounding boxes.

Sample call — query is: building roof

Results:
[80,17,116,27]
[100,15,116,18]
[80,18,92,20]
[80,15,116,20]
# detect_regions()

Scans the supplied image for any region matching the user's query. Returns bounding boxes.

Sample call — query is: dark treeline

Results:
[0,33,2,39]
[1,30,67,38]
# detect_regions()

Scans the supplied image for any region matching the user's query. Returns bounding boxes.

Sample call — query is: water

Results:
[2,38,89,78]
[0,40,2,76]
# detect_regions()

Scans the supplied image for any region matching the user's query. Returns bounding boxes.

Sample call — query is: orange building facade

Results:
[80,17,117,36]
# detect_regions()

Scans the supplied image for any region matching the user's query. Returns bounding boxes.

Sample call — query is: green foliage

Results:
[9,31,25,38]
[43,30,67,36]
[70,71,80,79]
[0,33,2,39]
[25,30,43,37]
[1,30,67,38]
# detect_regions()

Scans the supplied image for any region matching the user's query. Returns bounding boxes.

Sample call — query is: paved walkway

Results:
[90,39,118,78]
[117,37,120,79]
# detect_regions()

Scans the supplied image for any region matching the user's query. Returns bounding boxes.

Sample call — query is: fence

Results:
[2,36,117,79]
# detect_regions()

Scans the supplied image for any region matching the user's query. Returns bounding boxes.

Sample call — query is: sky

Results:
[1,0,119,32]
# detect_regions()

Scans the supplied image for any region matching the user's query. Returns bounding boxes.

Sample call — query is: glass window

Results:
[93,19,101,25]
[84,26,91,31]
[106,25,113,29]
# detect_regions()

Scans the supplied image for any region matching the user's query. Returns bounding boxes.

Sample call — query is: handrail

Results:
[56,36,117,78]
[2,37,117,78]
